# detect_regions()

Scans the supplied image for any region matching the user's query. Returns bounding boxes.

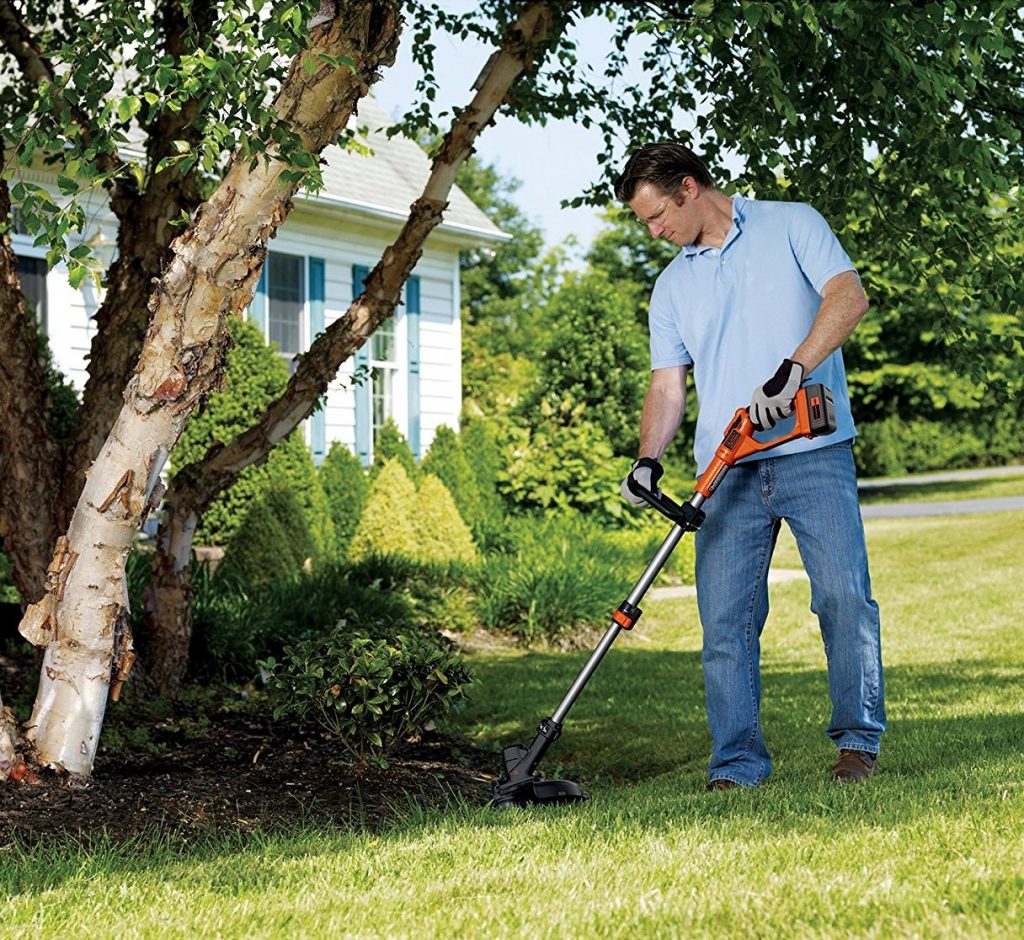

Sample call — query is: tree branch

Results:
[0,0,53,86]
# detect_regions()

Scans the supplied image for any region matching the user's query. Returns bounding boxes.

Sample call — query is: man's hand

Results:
[749,359,804,431]
[621,457,664,507]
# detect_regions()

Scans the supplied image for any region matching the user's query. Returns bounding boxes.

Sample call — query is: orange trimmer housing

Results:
[695,384,837,499]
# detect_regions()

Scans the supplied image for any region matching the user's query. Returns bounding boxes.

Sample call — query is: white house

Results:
[9,96,506,464]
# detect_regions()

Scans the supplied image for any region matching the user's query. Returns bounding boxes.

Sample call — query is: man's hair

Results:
[614,142,715,202]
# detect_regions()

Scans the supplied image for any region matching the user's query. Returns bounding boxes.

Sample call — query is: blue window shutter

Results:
[309,257,326,465]
[250,265,268,334]
[352,265,371,465]
[406,275,421,458]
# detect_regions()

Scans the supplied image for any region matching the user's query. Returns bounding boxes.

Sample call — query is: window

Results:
[267,251,304,366]
[370,318,398,449]
[16,256,48,330]
[10,209,48,329]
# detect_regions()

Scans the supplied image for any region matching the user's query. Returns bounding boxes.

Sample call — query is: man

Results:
[616,142,885,789]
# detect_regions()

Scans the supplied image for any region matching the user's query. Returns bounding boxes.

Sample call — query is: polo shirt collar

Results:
[682,193,747,257]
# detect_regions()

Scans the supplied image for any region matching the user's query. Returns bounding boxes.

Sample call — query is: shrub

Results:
[348,459,419,562]
[190,562,415,679]
[345,555,478,636]
[216,487,315,589]
[854,417,986,477]
[319,442,369,557]
[421,425,483,531]
[372,418,419,483]
[413,474,477,565]
[173,317,334,554]
[37,332,79,445]
[260,627,472,765]
[458,417,513,552]
[498,398,633,526]
[461,418,504,505]
[474,514,635,643]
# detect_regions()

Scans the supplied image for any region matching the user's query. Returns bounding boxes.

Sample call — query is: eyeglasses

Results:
[634,181,686,229]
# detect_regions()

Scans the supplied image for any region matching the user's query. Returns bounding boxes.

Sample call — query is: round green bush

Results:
[461,418,503,504]
[371,418,419,483]
[261,626,472,765]
[421,425,483,531]
[348,458,419,562]
[215,486,314,589]
[413,474,478,565]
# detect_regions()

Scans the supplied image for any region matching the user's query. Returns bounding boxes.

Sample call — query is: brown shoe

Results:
[832,749,877,782]
[706,779,742,791]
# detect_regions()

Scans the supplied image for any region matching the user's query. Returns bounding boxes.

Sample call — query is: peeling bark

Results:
[145,1,558,694]
[60,2,222,526]
[0,179,63,603]
[15,1,402,776]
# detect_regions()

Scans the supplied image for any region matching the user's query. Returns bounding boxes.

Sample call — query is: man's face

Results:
[628,181,690,246]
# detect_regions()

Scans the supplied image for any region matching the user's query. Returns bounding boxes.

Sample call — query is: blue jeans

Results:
[694,440,885,786]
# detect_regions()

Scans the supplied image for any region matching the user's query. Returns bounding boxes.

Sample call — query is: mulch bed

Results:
[0,645,498,847]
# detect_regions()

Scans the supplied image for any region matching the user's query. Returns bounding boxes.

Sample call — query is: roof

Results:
[303,96,508,245]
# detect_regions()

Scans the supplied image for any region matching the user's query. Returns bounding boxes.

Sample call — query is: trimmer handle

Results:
[695,383,836,499]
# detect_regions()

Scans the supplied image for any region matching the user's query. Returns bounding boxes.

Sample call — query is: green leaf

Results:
[68,263,89,291]
[117,96,141,122]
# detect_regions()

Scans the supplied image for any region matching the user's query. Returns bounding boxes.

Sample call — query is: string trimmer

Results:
[490,384,837,808]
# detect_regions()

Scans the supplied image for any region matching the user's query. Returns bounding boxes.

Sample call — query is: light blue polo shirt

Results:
[648,194,858,474]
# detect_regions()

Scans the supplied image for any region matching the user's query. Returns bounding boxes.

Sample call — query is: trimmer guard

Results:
[491,775,589,808]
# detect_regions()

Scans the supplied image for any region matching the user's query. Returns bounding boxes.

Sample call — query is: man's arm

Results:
[791,270,869,372]
[639,365,688,458]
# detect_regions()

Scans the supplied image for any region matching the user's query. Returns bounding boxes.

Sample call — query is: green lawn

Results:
[858,473,1024,505]
[3,511,1023,937]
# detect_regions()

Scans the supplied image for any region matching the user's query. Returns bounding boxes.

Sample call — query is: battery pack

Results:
[803,384,837,437]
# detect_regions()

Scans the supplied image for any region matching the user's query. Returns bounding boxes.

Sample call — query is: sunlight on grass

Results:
[858,473,1024,505]
[2,511,1022,938]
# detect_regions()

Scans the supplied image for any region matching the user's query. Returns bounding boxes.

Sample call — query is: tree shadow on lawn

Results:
[461,648,1024,792]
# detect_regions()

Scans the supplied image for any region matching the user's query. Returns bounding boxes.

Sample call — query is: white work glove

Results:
[621,457,664,507]
[749,359,805,431]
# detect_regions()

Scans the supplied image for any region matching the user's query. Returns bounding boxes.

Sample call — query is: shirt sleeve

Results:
[648,276,693,371]
[788,203,856,295]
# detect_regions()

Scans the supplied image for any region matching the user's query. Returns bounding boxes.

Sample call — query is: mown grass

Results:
[858,472,1024,504]
[2,510,1022,938]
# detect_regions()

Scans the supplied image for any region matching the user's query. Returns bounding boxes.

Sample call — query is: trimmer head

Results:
[489,736,588,808]
[490,775,588,809]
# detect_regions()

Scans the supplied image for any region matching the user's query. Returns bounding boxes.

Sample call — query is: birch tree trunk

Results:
[144,1,558,694]
[12,0,401,778]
